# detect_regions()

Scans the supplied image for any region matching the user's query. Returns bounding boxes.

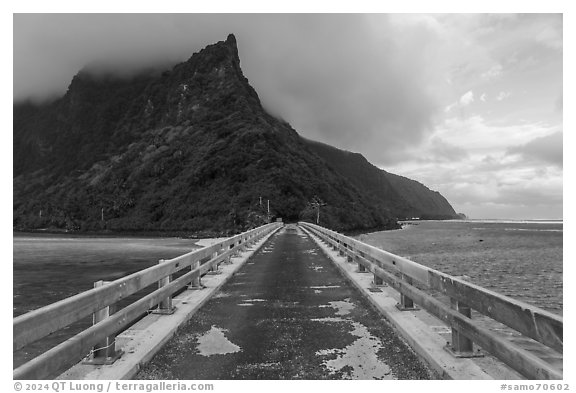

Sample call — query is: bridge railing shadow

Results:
[299,221,562,380]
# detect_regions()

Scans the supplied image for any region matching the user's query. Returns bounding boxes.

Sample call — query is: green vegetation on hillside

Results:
[13,34,455,236]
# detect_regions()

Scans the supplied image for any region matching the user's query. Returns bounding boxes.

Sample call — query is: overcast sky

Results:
[13,13,563,220]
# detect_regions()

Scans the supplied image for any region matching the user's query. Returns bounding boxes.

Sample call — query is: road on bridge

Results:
[137,224,433,380]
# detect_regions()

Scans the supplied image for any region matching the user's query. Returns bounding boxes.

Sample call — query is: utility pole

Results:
[259,196,262,208]
[101,207,104,222]
[267,199,270,222]
[311,196,326,225]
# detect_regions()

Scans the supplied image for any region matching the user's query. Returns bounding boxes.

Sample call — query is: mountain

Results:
[302,139,457,220]
[13,34,458,235]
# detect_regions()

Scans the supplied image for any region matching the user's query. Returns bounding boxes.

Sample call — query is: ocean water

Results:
[355,219,563,370]
[13,233,198,368]
[355,219,563,315]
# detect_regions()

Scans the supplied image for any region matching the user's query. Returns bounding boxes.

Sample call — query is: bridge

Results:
[13,223,563,380]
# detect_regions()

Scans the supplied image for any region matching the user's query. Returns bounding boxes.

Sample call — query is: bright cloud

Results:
[481,64,503,80]
[459,90,475,106]
[496,91,511,101]
[435,115,558,152]
[445,90,475,113]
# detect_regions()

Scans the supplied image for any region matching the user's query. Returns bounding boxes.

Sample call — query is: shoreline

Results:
[407,218,563,225]
[13,231,225,250]
[12,228,239,240]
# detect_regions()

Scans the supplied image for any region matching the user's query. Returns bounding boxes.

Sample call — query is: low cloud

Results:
[398,136,469,164]
[495,179,563,207]
[507,131,563,167]
[14,14,441,167]
[407,162,563,219]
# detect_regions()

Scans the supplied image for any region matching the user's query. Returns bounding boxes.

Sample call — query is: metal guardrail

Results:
[299,221,563,380]
[13,223,282,380]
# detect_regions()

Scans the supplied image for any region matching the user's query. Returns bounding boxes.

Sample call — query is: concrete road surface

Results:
[137,224,433,380]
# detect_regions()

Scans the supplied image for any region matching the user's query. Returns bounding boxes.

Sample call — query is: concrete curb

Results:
[58,227,282,380]
[300,225,522,380]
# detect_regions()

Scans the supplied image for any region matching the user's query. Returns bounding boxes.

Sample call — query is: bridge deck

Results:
[136,225,433,380]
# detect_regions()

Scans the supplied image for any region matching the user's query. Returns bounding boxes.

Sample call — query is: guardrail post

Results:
[222,244,232,264]
[373,273,384,286]
[357,251,368,273]
[188,260,203,290]
[153,260,176,314]
[82,280,123,365]
[232,240,241,257]
[396,274,419,311]
[206,251,222,275]
[338,242,345,257]
[345,243,354,263]
[445,299,483,357]
[317,231,327,246]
